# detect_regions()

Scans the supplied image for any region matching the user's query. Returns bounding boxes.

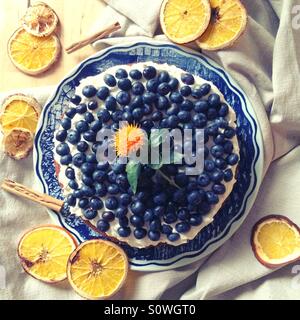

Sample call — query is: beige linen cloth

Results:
[1,0,300,300]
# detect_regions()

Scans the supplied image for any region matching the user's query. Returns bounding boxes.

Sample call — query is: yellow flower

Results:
[114,123,145,157]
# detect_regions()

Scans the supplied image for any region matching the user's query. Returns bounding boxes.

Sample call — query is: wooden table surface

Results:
[0,0,106,92]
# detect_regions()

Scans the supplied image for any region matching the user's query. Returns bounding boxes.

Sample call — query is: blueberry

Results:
[115,207,128,218]
[97,109,111,123]
[212,183,226,194]
[122,111,133,123]
[224,128,236,139]
[104,74,117,87]
[180,85,192,97]
[224,169,233,182]
[107,184,119,195]
[183,123,194,130]
[81,162,96,176]
[178,110,191,123]
[73,189,84,199]
[150,219,161,232]
[181,73,194,85]
[97,161,109,171]
[61,118,71,130]
[151,111,163,122]
[163,212,177,224]
[60,155,72,165]
[157,96,170,110]
[82,185,95,197]
[66,130,80,145]
[86,154,97,163]
[181,99,194,111]
[191,86,203,99]
[119,216,129,228]
[118,78,132,91]
[187,190,204,206]
[132,108,143,121]
[97,219,110,232]
[88,100,98,110]
[79,198,89,209]
[144,209,154,222]
[227,153,239,165]
[84,112,95,123]
[208,94,221,108]
[132,82,145,95]
[211,145,224,158]
[119,193,132,206]
[143,92,157,104]
[148,230,160,241]
[167,77,179,90]
[82,85,97,98]
[175,222,191,233]
[56,143,70,156]
[197,173,211,187]
[168,233,180,242]
[153,206,164,218]
[68,179,78,190]
[90,120,102,132]
[199,83,211,96]
[174,173,189,187]
[111,111,122,123]
[90,197,104,210]
[93,170,106,183]
[143,103,153,116]
[75,120,89,133]
[153,193,167,206]
[104,96,117,112]
[56,130,67,142]
[177,208,190,221]
[83,208,98,220]
[130,96,143,109]
[210,169,224,183]
[141,119,154,131]
[129,69,142,80]
[118,227,131,237]
[134,228,147,239]
[204,160,215,172]
[105,196,118,210]
[215,158,227,170]
[194,100,209,113]
[168,115,180,128]
[143,66,157,80]
[77,141,89,152]
[189,215,203,226]
[130,215,144,227]
[223,141,234,154]
[65,167,75,180]
[83,130,96,142]
[102,211,115,222]
[76,103,87,114]
[214,134,225,145]
[157,83,171,96]
[107,171,117,183]
[172,189,186,205]
[70,94,81,105]
[207,108,218,120]
[146,78,159,93]
[131,201,145,215]
[206,124,219,136]
[96,86,110,100]
[115,68,128,79]
[193,113,207,128]
[170,92,184,104]
[166,104,180,116]
[206,191,219,204]
[82,174,93,186]
[111,163,125,174]
[73,153,86,167]
[95,183,107,197]
[65,107,77,119]
[219,103,229,116]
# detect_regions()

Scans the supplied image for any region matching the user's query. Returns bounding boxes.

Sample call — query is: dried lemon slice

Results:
[0,94,41,134]
[196,0,247,50]
[67,240,128,300]
[3,128,34,160]
[22,2,59,37]
[160,0,211,44]
[18,225,78,283]
[8,28,61,75]
[251,215,300,269]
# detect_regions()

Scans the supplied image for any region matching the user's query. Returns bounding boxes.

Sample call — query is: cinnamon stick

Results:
[1,179,64,212]
[66,22,121,54]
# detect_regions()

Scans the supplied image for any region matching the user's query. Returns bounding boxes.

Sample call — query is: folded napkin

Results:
[1,0,300,300]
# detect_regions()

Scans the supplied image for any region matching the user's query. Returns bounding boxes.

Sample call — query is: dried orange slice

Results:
[18,225,78,283]
[67,240,128,300]
[160,0,211,44]
[8,28,61,75]
[251,215,300,269]
[3,128,34,160]
[0,94,41,134]
[22,2,59,37]
[196,0,247,50]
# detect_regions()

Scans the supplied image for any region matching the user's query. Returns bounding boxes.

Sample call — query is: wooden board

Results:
[0,0,106,92]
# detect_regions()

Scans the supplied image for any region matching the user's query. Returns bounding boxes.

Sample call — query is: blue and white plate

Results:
[34,42,263,271]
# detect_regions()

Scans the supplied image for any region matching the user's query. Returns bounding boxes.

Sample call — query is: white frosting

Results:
[55,62,239,248]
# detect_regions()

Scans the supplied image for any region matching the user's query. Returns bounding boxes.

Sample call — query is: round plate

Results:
[34,42,264,271]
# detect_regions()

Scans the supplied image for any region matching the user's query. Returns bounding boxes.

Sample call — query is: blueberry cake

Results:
[54,62,239,248]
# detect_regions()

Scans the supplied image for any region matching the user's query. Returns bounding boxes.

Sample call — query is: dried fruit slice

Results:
[8,28,61,75]
[18,225,78,283]
[3,128,34,160]
[67,240,128,300]
[196,0,247,50]
[0,94,41,134]
[160,0,211,44]
[22,2,59,37]
[251,215,300,268]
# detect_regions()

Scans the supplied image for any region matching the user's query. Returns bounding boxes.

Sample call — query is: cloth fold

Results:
[1,0,300,300]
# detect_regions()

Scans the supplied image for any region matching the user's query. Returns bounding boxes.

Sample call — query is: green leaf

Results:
[126,160,141,194]
[149,129,169,148]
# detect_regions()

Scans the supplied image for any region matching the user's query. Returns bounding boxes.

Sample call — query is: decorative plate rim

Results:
[33,41,264,271]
